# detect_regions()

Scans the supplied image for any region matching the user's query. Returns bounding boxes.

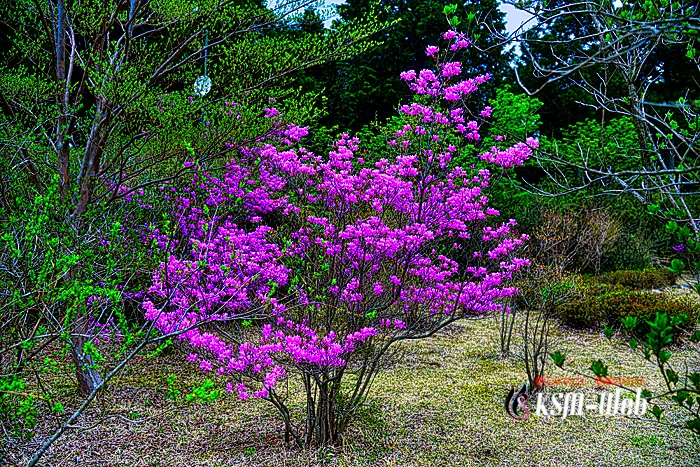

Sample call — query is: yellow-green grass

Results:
[8,317,700,466]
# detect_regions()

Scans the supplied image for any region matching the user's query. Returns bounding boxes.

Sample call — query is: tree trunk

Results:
[70,314,103,396]
[305,377,341,446]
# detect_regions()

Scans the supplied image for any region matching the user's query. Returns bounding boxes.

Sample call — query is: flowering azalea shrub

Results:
[143,27,537,446]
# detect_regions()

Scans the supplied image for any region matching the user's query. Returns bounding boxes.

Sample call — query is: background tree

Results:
[489,1,700,233]
[316,0,513,131]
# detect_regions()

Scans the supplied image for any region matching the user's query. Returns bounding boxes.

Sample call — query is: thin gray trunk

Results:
[70,315,103,395]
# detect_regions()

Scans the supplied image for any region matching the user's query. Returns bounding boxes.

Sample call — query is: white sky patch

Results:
[322,0,344,27]
[499,2,534,34]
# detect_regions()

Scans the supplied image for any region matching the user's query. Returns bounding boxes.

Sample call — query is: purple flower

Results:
[236,383,249,400]
[450,38,470,51]
[443,30,457,40]
[254,388,269,399]
[400,70,416,81]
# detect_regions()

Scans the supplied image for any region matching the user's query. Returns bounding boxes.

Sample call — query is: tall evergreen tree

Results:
[323,0,513,131]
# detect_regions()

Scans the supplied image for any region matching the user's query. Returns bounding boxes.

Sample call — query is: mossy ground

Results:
[8,316,700,467]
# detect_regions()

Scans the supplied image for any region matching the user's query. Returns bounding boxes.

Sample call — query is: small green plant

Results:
[146,338,173,359]
[186,379,220,403]
[51,402,64,413]
[631,434,663,447]
[165,374,180,402]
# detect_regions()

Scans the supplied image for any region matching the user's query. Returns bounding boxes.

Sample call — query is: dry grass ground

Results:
[6,316,700,467]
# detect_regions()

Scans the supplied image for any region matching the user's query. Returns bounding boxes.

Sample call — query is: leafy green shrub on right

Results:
[555,279,698,335]
[597,269,677,289]
[599,290,698,336]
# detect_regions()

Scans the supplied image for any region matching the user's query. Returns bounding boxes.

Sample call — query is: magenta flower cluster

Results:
[142,29,535,403]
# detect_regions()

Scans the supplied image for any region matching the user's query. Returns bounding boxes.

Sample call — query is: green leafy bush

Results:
[486,86,543,141]
[554,280,628,328]
[598,269,677,289]
[0,376,38,439]
[555,279,698,334]
[598,291,698,335]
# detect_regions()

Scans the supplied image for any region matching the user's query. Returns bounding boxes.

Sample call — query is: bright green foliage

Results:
[0,376,38,439]
[669,259,686,274]
[603,325,614,339]
[645,312,674,354]
[549,351,566,368]
[589,360,608,378]
[166,375,181,402]
[186,379,220,403]
[486,86,543,141]
[650,405,664,421]
[622,316,638,331]
[539,117,639,172]
[604,311,699,433]
[554,309,700,433]
[636,312,700,433]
